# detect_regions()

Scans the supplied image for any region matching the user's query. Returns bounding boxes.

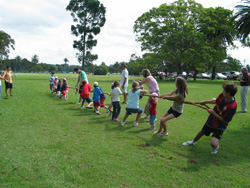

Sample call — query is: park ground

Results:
[0,74,250,188]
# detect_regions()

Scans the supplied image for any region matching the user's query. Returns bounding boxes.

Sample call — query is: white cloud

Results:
[0,0,249,66]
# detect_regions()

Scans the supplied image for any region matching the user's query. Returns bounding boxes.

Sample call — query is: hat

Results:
[55,76,58,79]
[93,82,99,87]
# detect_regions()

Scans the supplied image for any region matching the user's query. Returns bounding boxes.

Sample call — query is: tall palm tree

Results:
[235,0,250,40]
[63,58,69,65]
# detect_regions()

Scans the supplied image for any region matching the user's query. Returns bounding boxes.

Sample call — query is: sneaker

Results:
[95,111,101,115]
[211,145,219,154]
[142,115,149,119]
[86,105,93,109]
[80,106,85,108]
[106,109,110,113]
[133,122,138,127]
[75,91,78,97]
[107,113,112,117]
[113,118,119,122]
[76,101,81,104]
[240,110,247,113]
[182,141,195,146]
[120,121,125,126]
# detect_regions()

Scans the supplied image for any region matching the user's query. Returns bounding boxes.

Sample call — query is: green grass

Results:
[0,74,250,187]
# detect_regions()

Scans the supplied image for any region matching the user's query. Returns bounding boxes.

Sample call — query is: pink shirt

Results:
[145,76,159,93]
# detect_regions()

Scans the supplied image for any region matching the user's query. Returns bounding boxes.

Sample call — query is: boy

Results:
[93,82,102,115]
[49,73,55,91]
[183,82,237,154]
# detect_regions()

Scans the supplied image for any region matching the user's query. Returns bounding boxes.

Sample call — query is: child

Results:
[120,81,148,126]
[51,77,58,94]
[111,81,122,121]
[106,82,114,117]
[76,82,84,104]
[92,82,102,115]
[148,92,158,130]
[183,82,237,154]
[61,78,69,101]
[155,77,188,136]
[49,73,55,91]
[80,80,93,109]
[56,79,62,97]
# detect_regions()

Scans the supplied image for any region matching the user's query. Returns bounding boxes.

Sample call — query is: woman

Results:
[137,69,160,119]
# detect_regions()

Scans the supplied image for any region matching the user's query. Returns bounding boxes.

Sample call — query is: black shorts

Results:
[168,107,182,118]
[79,85,83,94]
[5,81,13,89]
[202,124,224,140]
[83,97,92,103]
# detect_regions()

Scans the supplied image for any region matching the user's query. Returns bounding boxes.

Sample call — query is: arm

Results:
[207,109,227,124]
[199,99,216,105]
[140,89,148,94]
[137,77,150,85]
[161,95,181,102]
[159,89,176,98]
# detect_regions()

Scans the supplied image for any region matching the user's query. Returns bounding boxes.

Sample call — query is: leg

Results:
[124,93,127,103]
[211,137,219,148]
[135,112,142,123]
[160,114,175,134]
[10,88,12,96]
[193,130,204,142]
[122,114,129,122]
[116,102,121,119]
[5,88,8,97]
[112,102,117,119]
[155,112,170,133]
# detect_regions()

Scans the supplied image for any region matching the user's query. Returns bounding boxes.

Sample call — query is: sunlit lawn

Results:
[0,73,249,187]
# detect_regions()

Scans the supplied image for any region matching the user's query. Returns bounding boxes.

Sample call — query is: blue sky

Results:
[1,0,249,66]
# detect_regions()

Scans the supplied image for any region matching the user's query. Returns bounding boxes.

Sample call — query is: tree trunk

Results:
[212,66,216,80]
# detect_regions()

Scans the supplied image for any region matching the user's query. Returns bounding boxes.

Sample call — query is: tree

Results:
[63,58,69,65]
[234,0,250,44]
[134,0,237,75]
[93,65,108,75]
[0,30,15,60]
[31,55,39,64]
[66,0,106,69]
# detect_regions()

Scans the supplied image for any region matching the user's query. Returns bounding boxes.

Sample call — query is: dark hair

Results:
[112,81,120,89]
[175,77,188,97]
[81,80,86,86]
[6,66,10,69]
[74,68,80,72]
[223,82,237,96]
[58,79,61,82]
[121,63,127,68]
[51,72,54,75]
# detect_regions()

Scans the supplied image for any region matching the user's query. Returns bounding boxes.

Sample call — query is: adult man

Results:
[120,63,129,104]
[74,68,89,104]
[0,71,6,115]
[237,67,250,113]
[3,66,13,98]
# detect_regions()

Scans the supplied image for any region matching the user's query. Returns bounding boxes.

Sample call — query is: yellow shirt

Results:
[4,71,12,83]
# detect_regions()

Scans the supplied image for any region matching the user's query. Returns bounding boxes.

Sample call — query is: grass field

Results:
[0,74,250,188]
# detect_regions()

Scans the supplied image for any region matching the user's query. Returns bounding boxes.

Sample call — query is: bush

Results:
[93,65,108,75]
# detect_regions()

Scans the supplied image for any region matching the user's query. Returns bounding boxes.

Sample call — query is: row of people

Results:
[49,69,238,155]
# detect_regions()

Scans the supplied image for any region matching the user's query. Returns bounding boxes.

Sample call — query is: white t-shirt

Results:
[50,76,55,85]
[111,87,122,102]
[120,69,129,87]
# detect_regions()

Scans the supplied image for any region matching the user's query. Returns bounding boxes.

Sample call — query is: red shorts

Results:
[61,90,66,96]
[100,98,105,107]
[94,102,100,107]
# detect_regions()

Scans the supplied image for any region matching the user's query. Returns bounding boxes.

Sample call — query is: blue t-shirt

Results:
[100,88,106,99]
[93,86,102,102]
[126,89,141,109]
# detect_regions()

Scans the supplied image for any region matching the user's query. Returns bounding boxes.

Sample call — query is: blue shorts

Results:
[126,108,143,115]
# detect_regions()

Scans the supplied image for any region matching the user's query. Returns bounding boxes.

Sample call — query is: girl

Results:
[155,77,188,136]
[51,77,58,94]
[148,93,158,130]
[111,81,122,121]
[80,80,93,108]
[56,79,62,97]
[137,69,160,120]
[120,81,148,127]
[61,78,69,101]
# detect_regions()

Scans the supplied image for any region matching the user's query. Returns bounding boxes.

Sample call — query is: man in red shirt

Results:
[183,82,237,154]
